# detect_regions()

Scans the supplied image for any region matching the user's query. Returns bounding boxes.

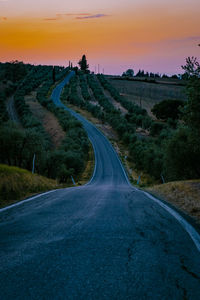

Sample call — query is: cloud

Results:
[0,16,7,21]
[76,14,108,20]
[43,13,91,21]
[62,13,90,16]
[43,13,108,22]
[43,18,58,21]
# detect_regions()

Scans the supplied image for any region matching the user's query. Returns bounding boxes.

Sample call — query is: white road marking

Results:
[0,189,58,213]
[143,191,200,253]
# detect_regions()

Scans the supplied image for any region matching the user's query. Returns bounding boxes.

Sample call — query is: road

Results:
[0,72,200,299]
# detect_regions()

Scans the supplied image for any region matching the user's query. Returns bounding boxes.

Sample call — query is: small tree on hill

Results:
[52,66,56,83]
[78,55,89,72]
[182,56,200,77]
[122,69,134,77]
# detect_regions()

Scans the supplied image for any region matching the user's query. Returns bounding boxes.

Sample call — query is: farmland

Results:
[0,62,91,196]
[107,76,187,117]
[60,70,199,187]
[0,60,199,202]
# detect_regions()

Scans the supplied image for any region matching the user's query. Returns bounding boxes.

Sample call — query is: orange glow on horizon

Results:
[0,3,200,74]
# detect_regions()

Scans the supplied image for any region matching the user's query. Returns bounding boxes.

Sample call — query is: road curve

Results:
[0,72,200,299]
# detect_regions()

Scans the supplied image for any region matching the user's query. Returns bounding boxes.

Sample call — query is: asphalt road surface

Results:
[0,72,200,299]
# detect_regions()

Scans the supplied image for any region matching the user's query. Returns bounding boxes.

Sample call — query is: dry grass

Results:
[25,92,65,148]
[147,180,200,223]
[77,142,95,185]
[103,89,128,115]
[0,164,61,208]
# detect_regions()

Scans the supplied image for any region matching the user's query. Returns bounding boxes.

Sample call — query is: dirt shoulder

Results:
[147,180,200,224]
[25,92,65,148]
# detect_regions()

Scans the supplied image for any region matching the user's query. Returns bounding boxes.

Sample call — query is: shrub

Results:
[151,99,184,120]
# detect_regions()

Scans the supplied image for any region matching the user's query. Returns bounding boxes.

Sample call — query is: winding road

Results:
[0,72,200,299]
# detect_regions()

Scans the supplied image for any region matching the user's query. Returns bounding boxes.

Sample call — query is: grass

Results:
[77,142,95,185]
[0,164,62,208]
[0,142,95,208]
[147,180,200,223]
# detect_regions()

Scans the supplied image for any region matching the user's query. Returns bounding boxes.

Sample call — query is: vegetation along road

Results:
[0,72,200,299]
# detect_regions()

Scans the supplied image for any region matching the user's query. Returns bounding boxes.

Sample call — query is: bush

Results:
[151,99,184,120]
[164,127,200,180]
[150,122,167,136]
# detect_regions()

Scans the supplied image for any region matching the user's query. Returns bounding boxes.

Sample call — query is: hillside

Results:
[107,76,187,117]
[147,180,200,224]
[0,62,92,187]
[0,164,61,208]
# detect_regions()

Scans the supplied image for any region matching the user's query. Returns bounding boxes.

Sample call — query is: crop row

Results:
[36,77,90,181]
[66,74,170,181]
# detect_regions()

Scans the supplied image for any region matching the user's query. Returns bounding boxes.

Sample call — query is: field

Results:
[107,76,187,117]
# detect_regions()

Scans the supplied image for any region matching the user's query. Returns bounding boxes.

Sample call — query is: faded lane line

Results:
[0,189,59,213]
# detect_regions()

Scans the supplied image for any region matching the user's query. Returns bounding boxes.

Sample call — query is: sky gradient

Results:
[0,0,200,75]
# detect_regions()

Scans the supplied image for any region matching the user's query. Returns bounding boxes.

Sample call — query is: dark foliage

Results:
[78,55,89,72]
[151,99,184,120]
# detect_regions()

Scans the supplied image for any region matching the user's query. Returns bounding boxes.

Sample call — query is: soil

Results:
[25,92,65,148]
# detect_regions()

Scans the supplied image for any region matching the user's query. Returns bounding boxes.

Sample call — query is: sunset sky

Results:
[0,0,200,75]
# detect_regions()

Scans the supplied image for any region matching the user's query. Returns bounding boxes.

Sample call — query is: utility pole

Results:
[95,66,96,74]
[98,64,100,74]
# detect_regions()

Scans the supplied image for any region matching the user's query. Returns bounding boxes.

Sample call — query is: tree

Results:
[182,56,200,77]
[181,57,200,132]
[4,61,27,82]
[151,99,184,120]
[163,57,200,180]
[122,69,134,77]
[164,127,200,180]
[78,55,89,72]
[52,66,56,83]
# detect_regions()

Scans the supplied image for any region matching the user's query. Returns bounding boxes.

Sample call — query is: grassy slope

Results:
[147,180,200,223]
[0,141,94,208]
[0,164,62,208]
